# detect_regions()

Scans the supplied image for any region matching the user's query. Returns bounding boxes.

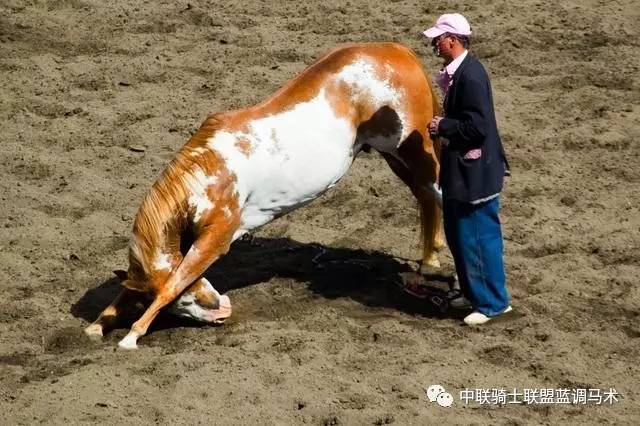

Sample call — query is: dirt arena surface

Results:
[1,0,639,424]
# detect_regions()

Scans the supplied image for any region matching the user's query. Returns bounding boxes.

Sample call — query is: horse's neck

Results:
[131,215,181,274]
[129,164,192,278]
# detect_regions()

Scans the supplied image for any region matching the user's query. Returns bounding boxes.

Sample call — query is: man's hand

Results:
[428,116,443,136]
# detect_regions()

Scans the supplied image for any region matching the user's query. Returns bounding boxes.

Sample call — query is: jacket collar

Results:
[451,52,472,82]
[444,50,468,77]
[444,54,472,111]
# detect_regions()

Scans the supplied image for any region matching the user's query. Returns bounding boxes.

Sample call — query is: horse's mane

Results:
[128,114,226,278]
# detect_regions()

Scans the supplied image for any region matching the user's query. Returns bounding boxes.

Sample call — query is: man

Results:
[423,13,511,325]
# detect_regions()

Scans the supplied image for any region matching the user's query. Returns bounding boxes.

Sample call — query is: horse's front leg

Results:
[118,221,238,349]
[85,288,140,339]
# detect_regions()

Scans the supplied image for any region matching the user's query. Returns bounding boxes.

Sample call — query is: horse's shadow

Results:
[71,236,459,333]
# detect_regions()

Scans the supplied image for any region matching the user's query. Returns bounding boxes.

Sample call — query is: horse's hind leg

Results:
[381,149,444,271]
[417,188,443,270]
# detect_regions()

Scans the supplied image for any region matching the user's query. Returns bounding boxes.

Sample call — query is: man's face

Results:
[431,34,456,61]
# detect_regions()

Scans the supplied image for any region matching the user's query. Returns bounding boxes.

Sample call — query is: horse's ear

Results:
[113,270,128,281]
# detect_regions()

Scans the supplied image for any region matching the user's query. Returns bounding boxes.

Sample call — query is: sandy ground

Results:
[1,0,639,424]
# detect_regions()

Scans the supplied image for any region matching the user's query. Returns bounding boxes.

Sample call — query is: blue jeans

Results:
[443,196,509,316]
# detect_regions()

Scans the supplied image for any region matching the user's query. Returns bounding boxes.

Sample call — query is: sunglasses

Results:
[430,33,456,47]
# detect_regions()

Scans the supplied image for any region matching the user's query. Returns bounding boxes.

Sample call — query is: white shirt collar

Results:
[444,49,468,77]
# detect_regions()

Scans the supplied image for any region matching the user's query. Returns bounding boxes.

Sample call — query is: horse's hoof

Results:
[118,332,139,350]
[419,258,441,275]
[420,253,440,272]
[84,324,104,340]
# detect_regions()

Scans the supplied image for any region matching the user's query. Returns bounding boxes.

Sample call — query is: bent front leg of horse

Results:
[118,228,234,350]
[84,289,135,339]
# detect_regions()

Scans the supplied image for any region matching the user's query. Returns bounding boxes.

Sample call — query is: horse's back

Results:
[257,42,432,117]
[204,43,436,232]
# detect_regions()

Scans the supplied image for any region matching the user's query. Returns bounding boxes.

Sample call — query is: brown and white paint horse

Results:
[85,42,444,349]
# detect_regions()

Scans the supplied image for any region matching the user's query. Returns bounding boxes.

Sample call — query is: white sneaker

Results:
[449,295,472,309]
[464,306,512,326]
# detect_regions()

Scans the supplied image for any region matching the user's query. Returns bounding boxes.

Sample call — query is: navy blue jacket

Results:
[437,53,509,203]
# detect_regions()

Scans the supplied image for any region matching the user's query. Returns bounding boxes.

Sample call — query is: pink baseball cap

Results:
[423,13,472,38]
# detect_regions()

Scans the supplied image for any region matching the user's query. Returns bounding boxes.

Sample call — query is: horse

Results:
[84,42,444,349]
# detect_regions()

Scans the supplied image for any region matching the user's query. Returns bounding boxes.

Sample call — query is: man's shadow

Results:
[71,236,460,333]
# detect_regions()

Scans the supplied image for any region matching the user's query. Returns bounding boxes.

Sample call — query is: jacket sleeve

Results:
[437,76,489,150]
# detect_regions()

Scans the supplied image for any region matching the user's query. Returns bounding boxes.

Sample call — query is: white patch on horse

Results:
[232,229,247,241]
[222,206,232,218]
[185,168,218,222]
[118,331,139,350]
[338,60,400,105]
[335,58,409,145]
[153,252,172,271]
[206,89,355,237]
